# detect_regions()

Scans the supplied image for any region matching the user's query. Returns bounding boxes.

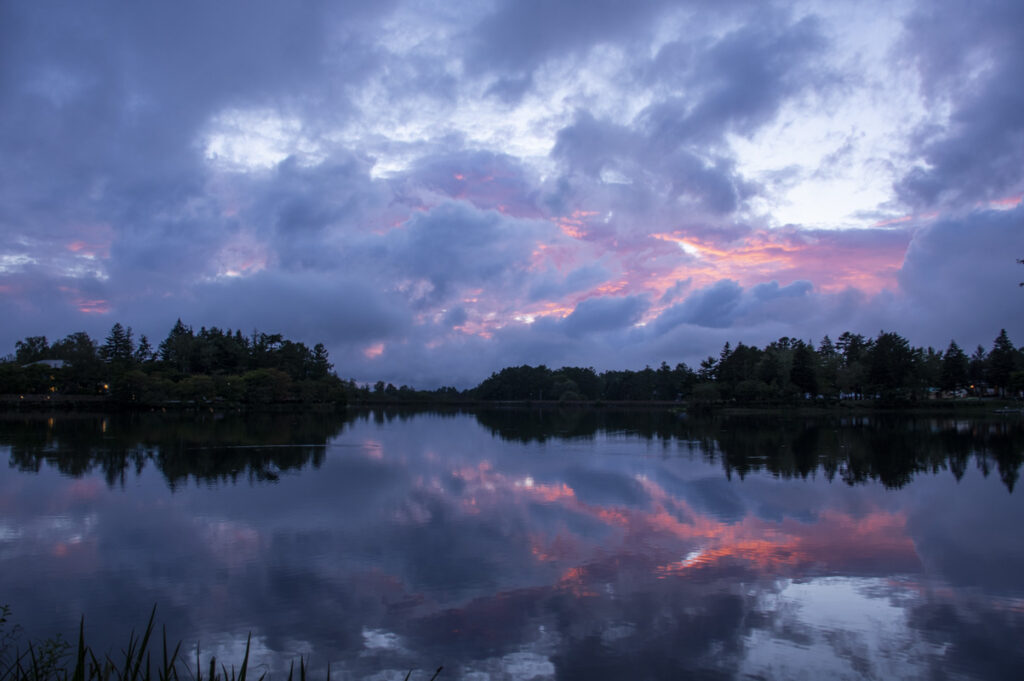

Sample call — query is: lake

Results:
[1,408,1023,680]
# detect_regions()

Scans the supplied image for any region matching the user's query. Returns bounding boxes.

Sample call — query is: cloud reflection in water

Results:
[1,410,1023,679]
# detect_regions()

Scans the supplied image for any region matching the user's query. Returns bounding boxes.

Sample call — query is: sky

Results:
[1,0,1022,388]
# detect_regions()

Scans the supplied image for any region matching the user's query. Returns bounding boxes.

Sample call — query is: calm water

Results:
[1,409,1023,680]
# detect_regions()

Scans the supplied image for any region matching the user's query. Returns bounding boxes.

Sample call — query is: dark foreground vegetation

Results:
[1,321,350,408]
[3,322,1024,408]
[0,605,442,681]
[465,329,1024,406]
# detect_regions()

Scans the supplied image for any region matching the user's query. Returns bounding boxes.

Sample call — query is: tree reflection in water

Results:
[1,408,1022,679]
[2,409,1021,492]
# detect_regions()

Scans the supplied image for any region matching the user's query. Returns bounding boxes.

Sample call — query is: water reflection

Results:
[475,408,1024,492]
[0,412,348,488]
[3,409,1022,492]
[1,409,1023,680]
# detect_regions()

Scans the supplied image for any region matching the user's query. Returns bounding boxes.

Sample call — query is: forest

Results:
[0,320,350,406]
[2,324,1023,407]
[464,330,1024,405]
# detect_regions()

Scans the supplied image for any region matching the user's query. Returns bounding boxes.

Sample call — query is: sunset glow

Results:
[0,0,1021,387]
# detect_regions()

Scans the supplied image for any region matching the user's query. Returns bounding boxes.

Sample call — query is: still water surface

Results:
[1,409,1023,680]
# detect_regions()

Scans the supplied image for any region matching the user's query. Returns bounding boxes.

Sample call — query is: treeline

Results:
[468,329,1024,405]
[4,325,1023,408]
[1,320,351,406]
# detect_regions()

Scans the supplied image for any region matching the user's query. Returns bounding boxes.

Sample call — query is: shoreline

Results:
[2,393,1020,416]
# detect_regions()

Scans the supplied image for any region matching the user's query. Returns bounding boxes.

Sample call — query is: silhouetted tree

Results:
[51,331,102,392]
[100,323,134,366]
[698,356,717,382]
[817,335,840,395]
[310,343,332,379]
[988,329,1017,395]
[940,340,969,391]
[134,335,154,363]
[14,336,49,364]
[790,340,819,396]
[836,331,868,365]
[969,345,988,390]
[159,319,194,373]
[867,331,914,399]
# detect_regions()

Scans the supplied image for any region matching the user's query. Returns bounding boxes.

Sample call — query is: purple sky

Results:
[2,0,1022,387]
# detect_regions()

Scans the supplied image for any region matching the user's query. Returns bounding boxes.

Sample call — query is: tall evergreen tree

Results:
[159,319,194,373]
[988,329,1017,395]
[968,345,988,390]
[940,340,969,391]
[867,331,913,397]
[698,356,717,382]
[790,340,819,395]
[836,332,868,365]
[100,323,134,364]
[817,335,840,395]
[134,335,154,363]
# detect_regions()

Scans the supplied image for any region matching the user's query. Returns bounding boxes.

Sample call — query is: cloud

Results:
[641,12,832,144]
[657,280,745,331]
[374,200,552,307]
[895,205,1024,346]
[896,0,1024,208]
[562,295,650,337]
[2,0,1023,386]
[466,0,670,85]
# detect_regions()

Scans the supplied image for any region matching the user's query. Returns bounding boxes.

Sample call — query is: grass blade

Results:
[236,635,250,681]
[128,607,157,681]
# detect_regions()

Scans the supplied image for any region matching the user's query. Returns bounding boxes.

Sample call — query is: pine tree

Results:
[134,335,154,363]
[790,340,819,396]
[100,323,134,364]
[940,340,968,391]
[968,345,987,390]
[988,329,1017,395]
[159,319,194,373]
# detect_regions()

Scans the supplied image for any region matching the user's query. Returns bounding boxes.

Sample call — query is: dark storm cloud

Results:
[895,206,1024,348]
[373,200,550,307]
[247,153,391,271]
[0,269,110,342]
[0,0,396,345]
[640,13,831,144]
[189,271,410,345]
[896,0,1024,208]
[552,112,747,217]
[561,295,650,337]
[401,149,545,218]
[466,0,671,84]
[659,278,693,304]
[3,0,1023,388]
[657,280,744,331]
[550,11,832,221]
[0,0,381,199]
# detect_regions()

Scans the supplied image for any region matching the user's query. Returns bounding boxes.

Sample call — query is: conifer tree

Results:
[940,340,968,391]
